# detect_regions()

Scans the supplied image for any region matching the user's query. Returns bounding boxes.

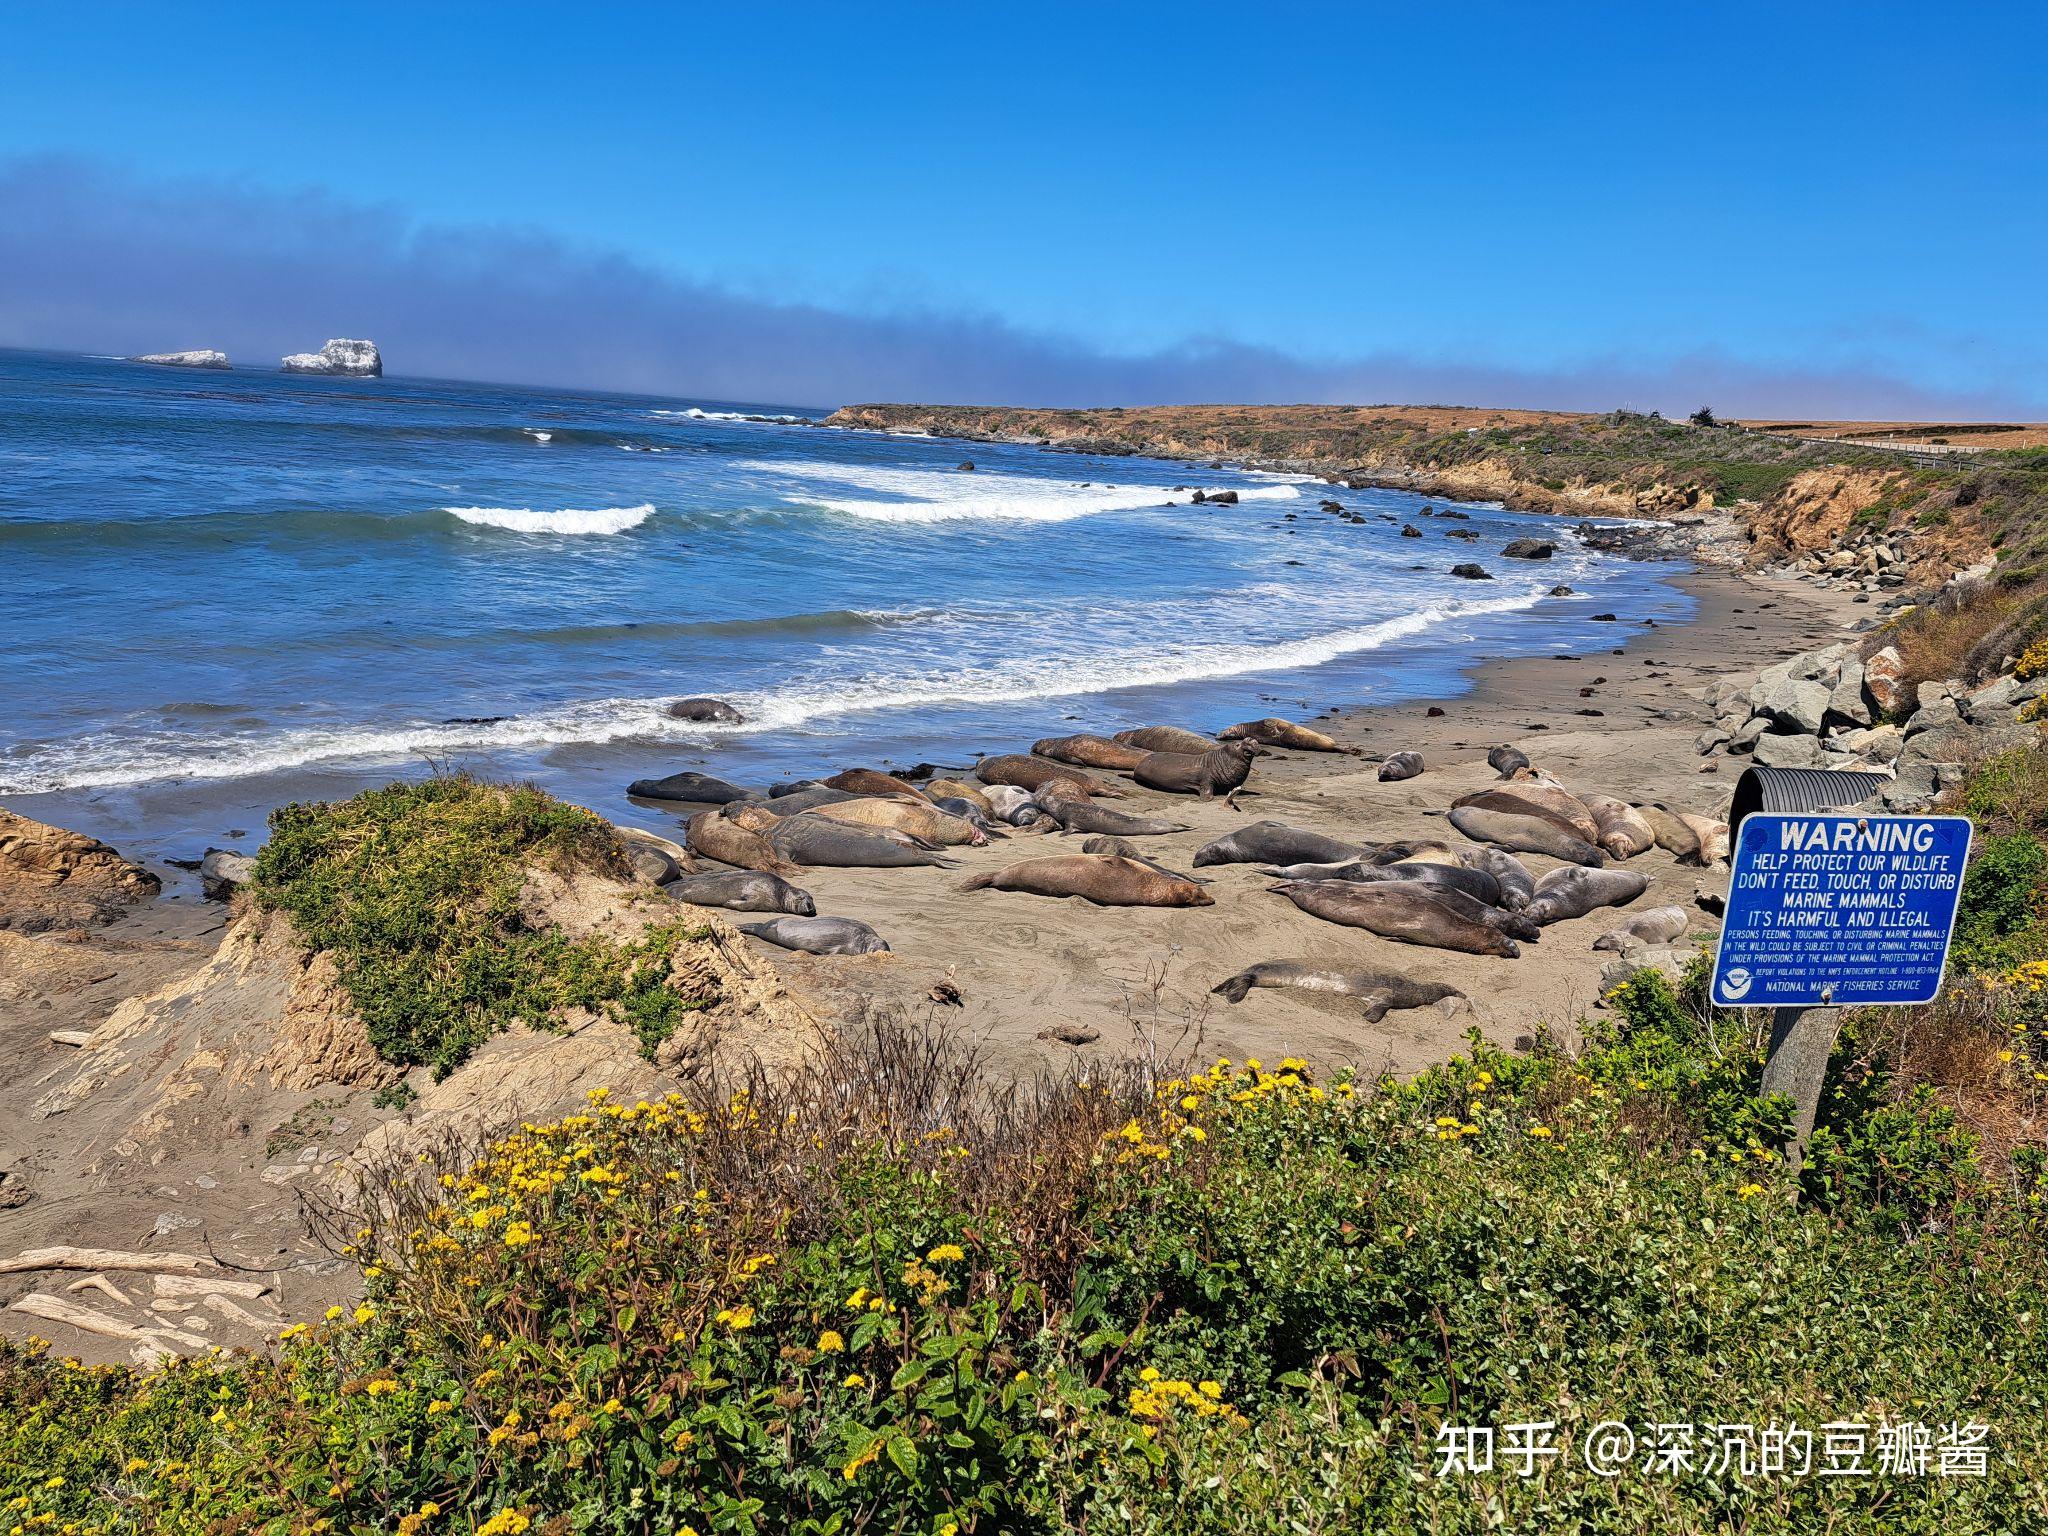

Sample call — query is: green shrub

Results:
[1953,830,2048,973]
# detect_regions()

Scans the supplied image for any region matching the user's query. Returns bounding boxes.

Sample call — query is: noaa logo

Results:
[1720,967,1753,1000]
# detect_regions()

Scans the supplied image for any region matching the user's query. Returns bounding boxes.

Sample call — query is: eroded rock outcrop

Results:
[0,809,160,933]
[280,339,382,376]
[133,350,230,369]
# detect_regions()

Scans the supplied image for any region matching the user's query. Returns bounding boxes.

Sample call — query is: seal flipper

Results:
[1210,971,1256,1003]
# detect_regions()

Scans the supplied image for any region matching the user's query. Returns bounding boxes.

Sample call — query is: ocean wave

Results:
[443,503,656,536]
[651,407,808,424]
[734,461,1304,523]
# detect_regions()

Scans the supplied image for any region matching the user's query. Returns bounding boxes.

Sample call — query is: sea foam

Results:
[444,503,655,535]
[735,461,1306,523]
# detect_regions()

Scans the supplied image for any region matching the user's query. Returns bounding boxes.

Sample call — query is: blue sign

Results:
[1711,813,1973,1008]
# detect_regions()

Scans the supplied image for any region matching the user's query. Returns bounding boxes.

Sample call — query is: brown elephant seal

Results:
[663,869,815,915]
[754,785,867,815]
[1681,813,1730,865]
[1131,740,1259,799]
[1270,880,1522,957]
[740,915,889,955]
[959,854,1213,907]
[926,778,994,817]
[1593,905,1689,952]
[977,754,1124,798]
[1193,820,1363,868]
[1113,726,1220,755]
[1377,750,1425,782]
[1448,806,1606,867]
[1457,846,1535,910]
[1260,857,1501,907]
[1580,793,1657,860]
[1635,804,1704,864]
[628,769,756,804]
[1454,784,1599,844]
[810,796,988,846]
[666,696,745,724]
[768,813,957,869]
[1035,786,1190,836]
[685,808,797,875]
[1526,866,1650,925]
[1218,718,1352,753]
[1081,835,1141,858]
[1488,745,1532,779]
[822,768,931,800]
[1032,734,1151,771]
[1211,961,1466,1021]
[615,825,695,885]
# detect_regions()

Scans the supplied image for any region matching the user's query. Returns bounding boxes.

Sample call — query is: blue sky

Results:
[3,2,2044,414]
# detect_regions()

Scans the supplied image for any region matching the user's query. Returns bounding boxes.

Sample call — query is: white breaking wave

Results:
[651,407,806,424]
[735,460,1306,523]
[522,429,554,443]
[443,503,655,536]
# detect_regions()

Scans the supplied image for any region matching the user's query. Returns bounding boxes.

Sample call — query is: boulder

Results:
[1751,731,1825,769]
[134,350,230,369]
[1753,675,1830,735]
[1500,538,1555,560]
[1961,672,2047,724]
[1449,563,1494,580]
[1862,645,1908,716]
[1903,694,1963,740]
[280,339,382,377]
[1728,716,1769,753]
[1824,654,1873,728]
[0,810,160,933]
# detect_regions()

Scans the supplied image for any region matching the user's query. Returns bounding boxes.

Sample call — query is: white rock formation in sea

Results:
[133,350,231,369]
[280,338,382,376]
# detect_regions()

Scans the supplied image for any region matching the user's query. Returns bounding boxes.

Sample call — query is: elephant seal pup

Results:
[768,813,957,869]
[1082,835,1141,858]
[1113,725,1220,755]
[1454,785,1599,844]
[1593,905,1689,953]
[685,808,797,875]
[1261,857,1501,907]
[1377,750,1425,782]
[980,785,1050,827]
[628,769,756,805]
[959,854,1213,907]
[1037,785,1189,836]
[1526,866,1650,926]
[1210,961,1466,1021]
[1194,820,1364,868]
[822,768,931,800]
[1218,718,1352,753]
[1032,733,1150,771]
[1448,806,1606,867]
[1457,846,1535,910]
[1487,745,1532,779]
[741,915,889,955]
[667,696,745,724]
[811,796,988,847]
[663,869,816,916]
[1131,740,1259,799]
[976,754,1124,798]
[1635,804,1704,864]
[926,778,995,817]
[1270,881,1522,957]
[1580,793,1657,860]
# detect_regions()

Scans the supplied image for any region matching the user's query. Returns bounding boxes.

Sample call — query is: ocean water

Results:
[0,349,1692,863]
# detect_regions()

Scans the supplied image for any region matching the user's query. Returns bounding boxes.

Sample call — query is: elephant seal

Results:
[1218,718,1351,753]
[929,796,1001,836]
[926,778,994,818]
[685,808,797,874]
[1271,881,1523,957]
[1454,785,1599,844]
[1580,793,1657,860]
[1448,806,1606,867]
[1210,961,1466,1021]
[1681,813,1730,866]
[1082,835,1141,858]
[960,854,1213,907]
[1032,734,1150,771]
[667,696,745,724]
[628,770,756,804]
[768,813,957,869]
[1593,905,1689,953]
[1457,846,1535,910]
[1526,866,1650,925]
[1488,745,1532,779]
[823,768,930,800]
[663,869,815,915]
[741,915,889,955]
[754,785,866,815]
[1035,787,1190,836]
[1635,804,1704,864]
[977,754,1124,798]
[811,796,988,846]
[615,825,694,886]
[1260,858,1501,907]
[1193,820,1363,868]
[1113,726,1220,755]
[980,786,1050,827]
[1377,750,1425,782]
[1131,740,1259,799]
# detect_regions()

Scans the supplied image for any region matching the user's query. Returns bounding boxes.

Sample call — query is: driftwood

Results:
[202,1293,274,1331]
[47,1030,94,1047]
[0,1246,218,1277]
[65,1274,131,1306]
[10,1292,208,1352]
[154,1272,270,1301]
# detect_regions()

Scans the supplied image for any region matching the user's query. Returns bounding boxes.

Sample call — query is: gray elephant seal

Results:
[959,854,1213,907]
[1593,905,1688,952]
[1488,745,1532,779]
[1194,820,1363,868]
[929,796,1001,835]
[1377,750,1425,782]
[1261,857,1501,907]
[978,784,1049,827]
[1448,806,1606,867]
[1271,880,1522,957]
[741,915,889,955]
[754,785,866,815]
[1218,718,1351,753]
[667,696,745,724]
[663,869,815,915]
[926,778,995,817]
[1210,961,1466,1021]
[977,754,1124,798]
[685,808,798,875]
[1113,726,1220,755]
[1032,734,1151,771]
[1457,846,1535,910]
[1082,835,1141,858]
[629,770,756,804]
[1131,740,1259,799]
[1036,787,1189,836]
[1526,866,1650,925]
[768,813,956,869]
